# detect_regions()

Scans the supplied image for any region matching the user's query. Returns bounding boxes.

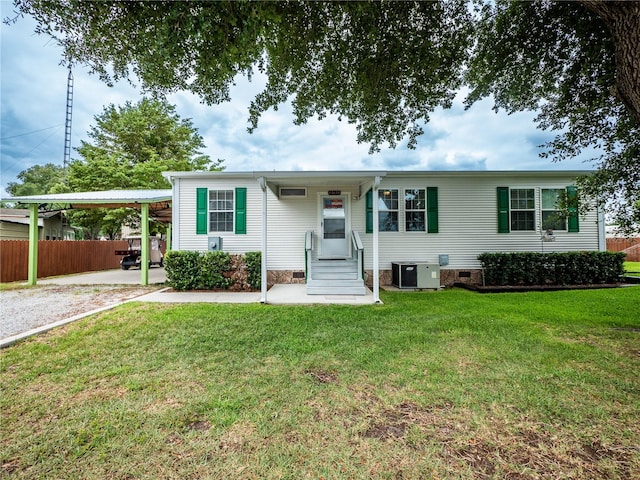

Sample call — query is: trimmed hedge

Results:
[244,251,262,290]
[478,251,626,286]
[164,250,262,291]
[163,250,201,290]
[200,251,233,290]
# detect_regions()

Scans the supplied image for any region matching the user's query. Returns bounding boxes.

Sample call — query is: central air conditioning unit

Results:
[392,262,440,289]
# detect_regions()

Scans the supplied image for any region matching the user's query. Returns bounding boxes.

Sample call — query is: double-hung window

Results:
[379,189,399,232]
[405,189,426,232]
[510,189,535,231]
[497,186,579,233]
[541,188,566,230]
[209,190,234,232]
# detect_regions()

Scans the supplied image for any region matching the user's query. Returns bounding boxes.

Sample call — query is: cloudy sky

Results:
[1,6,594,198]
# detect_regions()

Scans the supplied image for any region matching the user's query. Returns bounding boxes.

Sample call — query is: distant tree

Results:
[6,163,66,198]
[65,97,220,238]
[8,0,640,231]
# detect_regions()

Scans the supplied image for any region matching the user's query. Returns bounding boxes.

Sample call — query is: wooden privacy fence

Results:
[606,237,640,262]
[0,240,128,283]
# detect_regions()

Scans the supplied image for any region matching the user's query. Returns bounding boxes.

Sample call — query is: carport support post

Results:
[27,204,39,285]
[141,203,149,286]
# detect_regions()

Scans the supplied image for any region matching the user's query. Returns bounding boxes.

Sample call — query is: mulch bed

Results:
[454,282,625,293]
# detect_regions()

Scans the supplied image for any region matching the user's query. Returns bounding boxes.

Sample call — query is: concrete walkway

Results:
[136,284,376,305]
[38,267,167,285]
[35,269,376,305]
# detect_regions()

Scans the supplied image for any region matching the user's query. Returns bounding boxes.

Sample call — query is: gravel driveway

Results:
[0,285,159,341]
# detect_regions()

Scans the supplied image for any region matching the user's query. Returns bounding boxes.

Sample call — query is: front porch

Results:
[304,230,367,295]
[256,171,386,302]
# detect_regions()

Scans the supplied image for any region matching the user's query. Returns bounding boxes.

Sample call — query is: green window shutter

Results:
[196,188,208,234]
[235,187,247,234]
[427,187,439,233]
[365,189,373,233]
[497,187,510,233]
[566,185,579,232]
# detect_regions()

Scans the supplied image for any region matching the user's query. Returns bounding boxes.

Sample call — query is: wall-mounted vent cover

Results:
[280,187,307,198]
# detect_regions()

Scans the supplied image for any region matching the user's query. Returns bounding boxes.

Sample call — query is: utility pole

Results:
[63,65,73,168]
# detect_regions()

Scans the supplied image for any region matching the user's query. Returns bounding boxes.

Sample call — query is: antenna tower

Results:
[63,66,74,168]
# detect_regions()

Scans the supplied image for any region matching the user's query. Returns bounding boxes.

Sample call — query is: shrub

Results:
[164,250,261,291]
[478,251,626,286]
[200,251,233,290]
[164,250,201,290]
[244,251,262,290]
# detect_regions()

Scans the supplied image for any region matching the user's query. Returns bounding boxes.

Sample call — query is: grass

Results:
[624,261,640,276]
[2,287,639,479]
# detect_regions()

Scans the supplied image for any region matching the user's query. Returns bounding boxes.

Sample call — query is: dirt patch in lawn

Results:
[353,392,638,478]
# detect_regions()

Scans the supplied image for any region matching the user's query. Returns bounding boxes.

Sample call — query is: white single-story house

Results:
[164,170,605,303]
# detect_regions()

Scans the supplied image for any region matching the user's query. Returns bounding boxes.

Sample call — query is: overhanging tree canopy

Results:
[7,0,640,231]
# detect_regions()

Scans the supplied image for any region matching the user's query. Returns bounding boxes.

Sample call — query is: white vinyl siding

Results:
[360,175,600,270]
[176,179,260,255]
[172,172,601,272]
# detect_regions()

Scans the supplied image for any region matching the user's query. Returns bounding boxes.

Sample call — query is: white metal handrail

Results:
[305,231,314,280]
[351,230,364,279]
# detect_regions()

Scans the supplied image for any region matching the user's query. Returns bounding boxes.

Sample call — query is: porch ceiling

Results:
[259,171,387,198]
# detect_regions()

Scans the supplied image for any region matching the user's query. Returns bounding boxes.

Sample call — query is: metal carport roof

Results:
[0,189,172,286]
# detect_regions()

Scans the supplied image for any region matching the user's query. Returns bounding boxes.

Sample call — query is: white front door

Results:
[320,194,350,258]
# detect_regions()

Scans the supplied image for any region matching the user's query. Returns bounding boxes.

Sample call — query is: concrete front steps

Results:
[306,259,366,295]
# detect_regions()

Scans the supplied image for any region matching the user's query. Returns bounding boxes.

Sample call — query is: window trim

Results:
[498,185,580,234]
[404,188,426,233]
[541,188,567,231]
[208,189,235,233]
[509,188,536,232]
[378,188,399,232]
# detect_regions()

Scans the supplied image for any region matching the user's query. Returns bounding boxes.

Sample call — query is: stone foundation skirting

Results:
[267,268,483,288]
[364,268,483,288]
[267,270,307,288]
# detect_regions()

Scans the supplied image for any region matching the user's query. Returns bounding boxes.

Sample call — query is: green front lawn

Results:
[2,288,639,479]
[625,261,640,276]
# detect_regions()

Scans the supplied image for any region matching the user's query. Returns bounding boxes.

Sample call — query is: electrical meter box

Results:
[208,236,223,251]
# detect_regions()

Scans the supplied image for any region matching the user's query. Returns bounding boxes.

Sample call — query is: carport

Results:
[1,190,172,286]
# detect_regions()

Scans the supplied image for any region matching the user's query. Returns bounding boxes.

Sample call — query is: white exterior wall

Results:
[174,177,363,270]
[175,177,263,253]
[361,174,600,270]
[173,172,601,272]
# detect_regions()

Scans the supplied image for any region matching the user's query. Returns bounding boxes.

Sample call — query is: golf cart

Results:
[115,236,164,270]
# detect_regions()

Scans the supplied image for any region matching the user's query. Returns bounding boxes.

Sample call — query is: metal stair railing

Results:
[305,230,314,281]
[351,231,364,280]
